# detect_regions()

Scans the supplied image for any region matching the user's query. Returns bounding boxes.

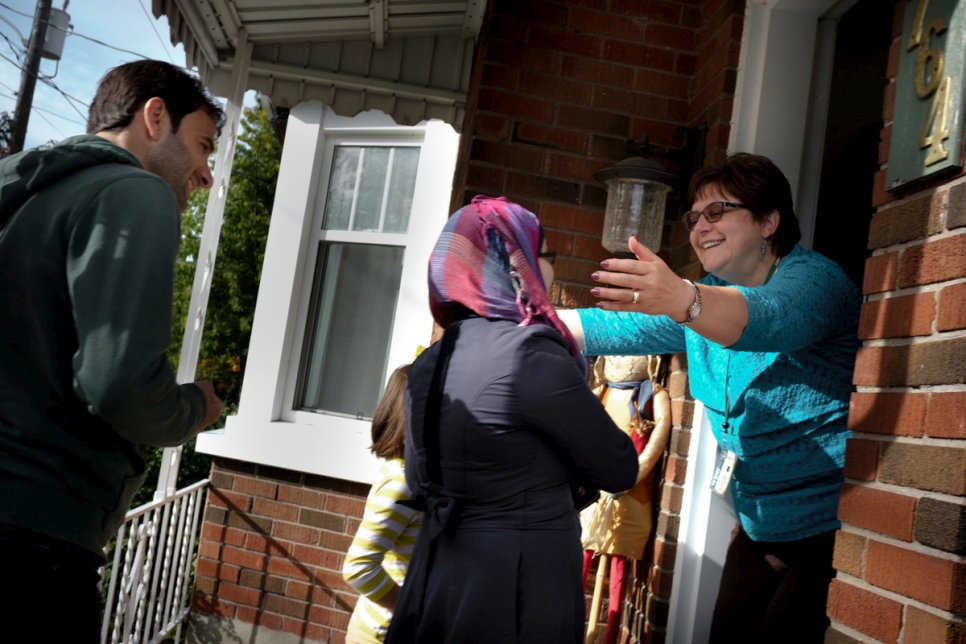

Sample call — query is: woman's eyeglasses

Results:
[681,201,746,231]
[538,250,557,265]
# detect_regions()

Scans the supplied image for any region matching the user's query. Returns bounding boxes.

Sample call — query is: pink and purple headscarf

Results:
[428,195,586,377]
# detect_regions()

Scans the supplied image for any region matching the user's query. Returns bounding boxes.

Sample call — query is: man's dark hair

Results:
[688,153,802,257]
[87,60,225,136]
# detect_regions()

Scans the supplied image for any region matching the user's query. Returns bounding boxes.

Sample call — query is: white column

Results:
[154,29,252,502]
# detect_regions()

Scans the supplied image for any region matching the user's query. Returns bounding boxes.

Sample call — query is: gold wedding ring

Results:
[631,290,639,304]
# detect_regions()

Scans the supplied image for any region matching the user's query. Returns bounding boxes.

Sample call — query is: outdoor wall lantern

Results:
[593,125,707,256]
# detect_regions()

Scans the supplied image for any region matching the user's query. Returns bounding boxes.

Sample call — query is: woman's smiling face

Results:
[688,186,773,286]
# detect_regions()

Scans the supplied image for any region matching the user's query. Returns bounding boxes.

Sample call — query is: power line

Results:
[0,3,152,61]
[33,103,66,138]
[138,0,175,64]
[0,89,85,126]
[0,49,87,120]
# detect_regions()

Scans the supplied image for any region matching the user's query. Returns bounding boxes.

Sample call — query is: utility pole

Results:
[11,0,53,154]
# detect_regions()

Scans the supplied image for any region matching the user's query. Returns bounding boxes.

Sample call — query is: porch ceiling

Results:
[152,0,484,129]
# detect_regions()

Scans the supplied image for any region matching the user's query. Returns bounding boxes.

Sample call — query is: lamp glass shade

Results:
[601,178,672,254]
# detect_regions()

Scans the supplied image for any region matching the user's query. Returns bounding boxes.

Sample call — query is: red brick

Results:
[477,89,553,123]
[838,483,916,541]
[308,605,352,630]
[233,475,277,499]
[198,540,221,560]
[938,282,966,331]
[514,1,569,28]
[689,70,736,120]
[848,392,926,437]
[252,498,301,522]
[196,558,221,579]
[561,55,633,89]
[221,546,267,571]
[514,123,586,153]
[487,41,560,75]
[591,85,666,116]
[826,579,902,644]
[663,455,687,484]
[285,579,336,604]
[318,530,354,552]
[293,544,342,570]
[883,79,896,120]
[644,24,695,50]
[518,71,593,105]
[207,489,251,512]
[268,556,314,582]
[276,485,325,510]
[324,494,367,519]
[863,252,898,294]
[647,563,674,598]
[832,530,866,578]
[527,26,601,58]
[693,41,741,99]
[899,234,966,287]
[676,52,697,76]
[886,39,901,80]
[609,0,680,24]
[218,582,262,607]
[629,118,684,148]
[602,41,675,72]
[263,594,310,619]
[546,154,610,182]
[245,532,292,557]
[568,8,644,41]
[489,15,525,43]
[474,114,510,140]
[872,168,900,208]
[633,69,688,100]
[192,594,235,619]
[925,392,966,439]
[235,607,283,630]
[281,618,329,643]
[572,234,610,262]
[194,575,217,596]
[481,63,517,90]
[843,438,879,481]
[467,164,504,192]
[539,203,604,235]
[904,605,966,644]
[216,563,240,583]
[866,540,966,611]
[879,125,892,165]
[272,521,320,544]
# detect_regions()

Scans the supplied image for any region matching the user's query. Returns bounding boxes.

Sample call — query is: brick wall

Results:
[826,1,966,641]
[191,458,370,643]
[447,1,743,642]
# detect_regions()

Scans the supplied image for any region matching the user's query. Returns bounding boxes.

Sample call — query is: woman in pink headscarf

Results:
[386,196,637,644]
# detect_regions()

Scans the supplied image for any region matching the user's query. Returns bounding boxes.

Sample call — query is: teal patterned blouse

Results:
[577,245,862,542]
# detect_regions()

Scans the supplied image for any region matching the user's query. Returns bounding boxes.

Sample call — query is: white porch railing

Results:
[100,479,209,644]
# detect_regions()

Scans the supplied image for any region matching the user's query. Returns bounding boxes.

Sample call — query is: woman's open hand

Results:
[591,236,694,321]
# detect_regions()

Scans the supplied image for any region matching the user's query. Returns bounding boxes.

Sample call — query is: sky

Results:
[0,0,253,149]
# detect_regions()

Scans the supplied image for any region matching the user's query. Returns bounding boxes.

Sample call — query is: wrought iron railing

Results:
[100,479,208,644]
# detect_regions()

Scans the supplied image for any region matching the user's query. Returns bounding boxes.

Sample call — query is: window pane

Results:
[322,147,361,231]
[384,148,420,233]
[297,242,405,418]
[322,146,419,233]
[352,148,390,232]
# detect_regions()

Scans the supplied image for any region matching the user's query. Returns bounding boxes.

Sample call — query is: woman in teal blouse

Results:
[559,153,861,643]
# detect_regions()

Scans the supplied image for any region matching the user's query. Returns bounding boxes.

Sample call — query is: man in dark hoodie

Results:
[0,60,225,639]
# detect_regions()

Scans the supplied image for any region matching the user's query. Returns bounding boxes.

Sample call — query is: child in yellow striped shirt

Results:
[343,365,422,643]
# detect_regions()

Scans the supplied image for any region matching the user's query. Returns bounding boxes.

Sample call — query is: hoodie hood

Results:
[0,135,142,218]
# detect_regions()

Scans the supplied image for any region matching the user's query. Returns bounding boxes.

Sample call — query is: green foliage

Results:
[132,102,282,508]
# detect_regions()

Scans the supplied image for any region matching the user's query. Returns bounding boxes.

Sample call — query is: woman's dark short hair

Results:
[370,364,411,461]
[687,153,802,257]
[87,60,225,136]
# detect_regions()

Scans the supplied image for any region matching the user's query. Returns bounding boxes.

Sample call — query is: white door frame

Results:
[667,1,860,640]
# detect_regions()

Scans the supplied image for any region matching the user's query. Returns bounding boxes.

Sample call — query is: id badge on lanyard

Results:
[710,445,737,496]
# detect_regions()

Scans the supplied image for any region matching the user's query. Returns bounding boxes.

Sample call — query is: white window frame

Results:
[196,102,459,484]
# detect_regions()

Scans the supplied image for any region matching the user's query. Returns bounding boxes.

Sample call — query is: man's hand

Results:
[192,381,223,433]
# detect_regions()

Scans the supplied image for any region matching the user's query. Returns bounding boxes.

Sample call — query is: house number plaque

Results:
[886,0,966,191]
